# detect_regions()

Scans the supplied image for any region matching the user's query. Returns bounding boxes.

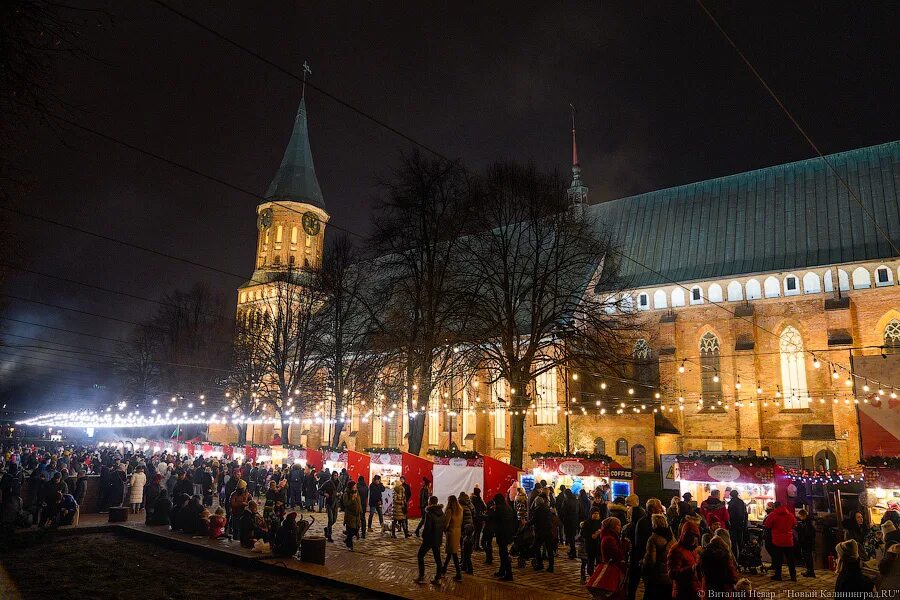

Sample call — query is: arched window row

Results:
[634,264,897,311]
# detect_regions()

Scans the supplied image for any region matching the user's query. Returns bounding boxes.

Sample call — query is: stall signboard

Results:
[610,467,633,479]
[863,467,900,489]
[660,454,680,490]
[372,452,403,466]
[432,456,483,467]
[533,457,610,478]
[676,460,773,484]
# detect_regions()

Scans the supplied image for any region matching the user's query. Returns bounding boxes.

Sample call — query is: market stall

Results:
[430,450,521,504]
[368,448,434,518]
[527,452,612,495]
[860,457,900,523]
[676,454,775,522]
[320,447,370,481]
[609,460,634,499]
[272,446,323,470]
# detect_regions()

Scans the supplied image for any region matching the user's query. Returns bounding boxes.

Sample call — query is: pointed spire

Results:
[571,103,579,167]
[265,96,325,210]
[567,104,588,207]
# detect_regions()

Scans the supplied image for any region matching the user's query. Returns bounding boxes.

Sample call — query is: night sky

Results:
[2,1,898,415]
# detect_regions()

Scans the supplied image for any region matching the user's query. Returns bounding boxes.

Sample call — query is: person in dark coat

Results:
[143,474,163,525]
[527,496,554,572]
[303,467,318,511]
[107,470,126,511]
[73,470,88,507]
[170,493,190,531]
[356,476,369,539]
[578,488,591,522]
[273,512,299,557]
[581,508,604,576]
[149,489,172,526]
[842,511,871,559]
[796,509,817,578]
[414,496,445,585]
[414,477,431,537]
[367,475,385,531]
[471,486,486,550]
[835,539,874,593]
[172,470,194,499]
[559,488,580,558]
[726,489,748,561]
[490,493,517,581]
[288,465,304,508]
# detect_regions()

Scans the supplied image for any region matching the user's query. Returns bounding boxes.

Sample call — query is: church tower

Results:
[567,105,588,207]
[237,97,330,310]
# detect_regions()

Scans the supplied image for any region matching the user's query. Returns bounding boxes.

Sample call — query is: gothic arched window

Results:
[884,320,900,354]
[780,326,809,409]
[594,438,606,455]
[615,438,628,456]
[700,332,722,406]
[633,339,651,360]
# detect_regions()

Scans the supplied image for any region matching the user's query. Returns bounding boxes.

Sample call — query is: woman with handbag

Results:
[587,517,627,599]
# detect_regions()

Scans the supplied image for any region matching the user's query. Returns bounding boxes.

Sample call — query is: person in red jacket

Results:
[699,489,730,530]
[668,517,702,600]
[764,501,797,581]
[597,517,627,600]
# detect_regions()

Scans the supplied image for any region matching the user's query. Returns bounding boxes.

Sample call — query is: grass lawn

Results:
[0,532,379,600]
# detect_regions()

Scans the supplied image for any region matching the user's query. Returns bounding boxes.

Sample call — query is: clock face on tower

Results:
[257,208,273,231]
[302,211,321,236]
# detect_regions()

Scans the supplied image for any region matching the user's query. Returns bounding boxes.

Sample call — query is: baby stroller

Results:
[511,524,535,568]
[738,528,764,573]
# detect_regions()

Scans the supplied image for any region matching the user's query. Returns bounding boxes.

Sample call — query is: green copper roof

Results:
[591,140,900,289]
[265,98,325,210]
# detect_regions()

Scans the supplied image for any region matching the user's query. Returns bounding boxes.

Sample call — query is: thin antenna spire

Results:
[569,103,579,167]
[301,60,312,100]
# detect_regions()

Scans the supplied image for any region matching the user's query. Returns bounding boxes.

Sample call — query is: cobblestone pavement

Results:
[275,510,840,597]
[84,507,844,598]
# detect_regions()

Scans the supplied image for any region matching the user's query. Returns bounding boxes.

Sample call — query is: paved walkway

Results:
[112,510,840,599]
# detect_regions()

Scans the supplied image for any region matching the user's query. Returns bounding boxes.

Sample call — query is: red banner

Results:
[347,450,370,483]
[533,457,610,478]
[676,460,773,484]
[483,455,521,501]
[864,467,900,490]
[402,452,434,519]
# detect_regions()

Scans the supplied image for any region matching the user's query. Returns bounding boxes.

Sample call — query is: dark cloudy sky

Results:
[2,1,898,415]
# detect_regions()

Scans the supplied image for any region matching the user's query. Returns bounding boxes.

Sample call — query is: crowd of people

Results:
[3,443,900,595]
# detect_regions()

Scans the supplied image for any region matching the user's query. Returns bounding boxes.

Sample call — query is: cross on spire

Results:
[301,60,312,99]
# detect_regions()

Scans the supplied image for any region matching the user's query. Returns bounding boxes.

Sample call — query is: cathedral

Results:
[210,94,900,475]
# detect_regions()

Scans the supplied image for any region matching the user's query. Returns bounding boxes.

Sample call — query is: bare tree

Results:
[366,152,477,454]
[461,162,637,467]
[115,325,160,403]
[226,313,270,444]
[252,268,325,441]
[317,235,383,447]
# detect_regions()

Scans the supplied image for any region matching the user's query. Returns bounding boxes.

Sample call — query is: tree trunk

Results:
[509,410,526,468]
[281,417,291,443]
[237,423,247,445]
[407,413,425,455]
[331,421,345,448]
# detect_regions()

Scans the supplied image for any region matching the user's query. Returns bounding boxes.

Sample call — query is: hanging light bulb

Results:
[813,357,821,369]
[713,372,720,383]
[600,382,607,390]
[735,379,742,390]
[678,361,686,374]
[756,386,763,394]
[863,382,870,393]
[832,368,839,380]
[628,388,634,395]
[845,376,853,387]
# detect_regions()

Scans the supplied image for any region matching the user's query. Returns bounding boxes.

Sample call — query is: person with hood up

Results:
[697,535,739,593]
[878,541,900,593]
[342,480,362,550]
[442,494,464,581]
[764,501,797,581]
[668,517,701,600]
[597,516,627,600]
[699,489,729,531]
[391,478,409,538]
[608,496,628,525]
[834,539,874,593]
[578,488,591,522]
[414,496,445,585]
[882,519,900,548]
[641,513,674,600]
